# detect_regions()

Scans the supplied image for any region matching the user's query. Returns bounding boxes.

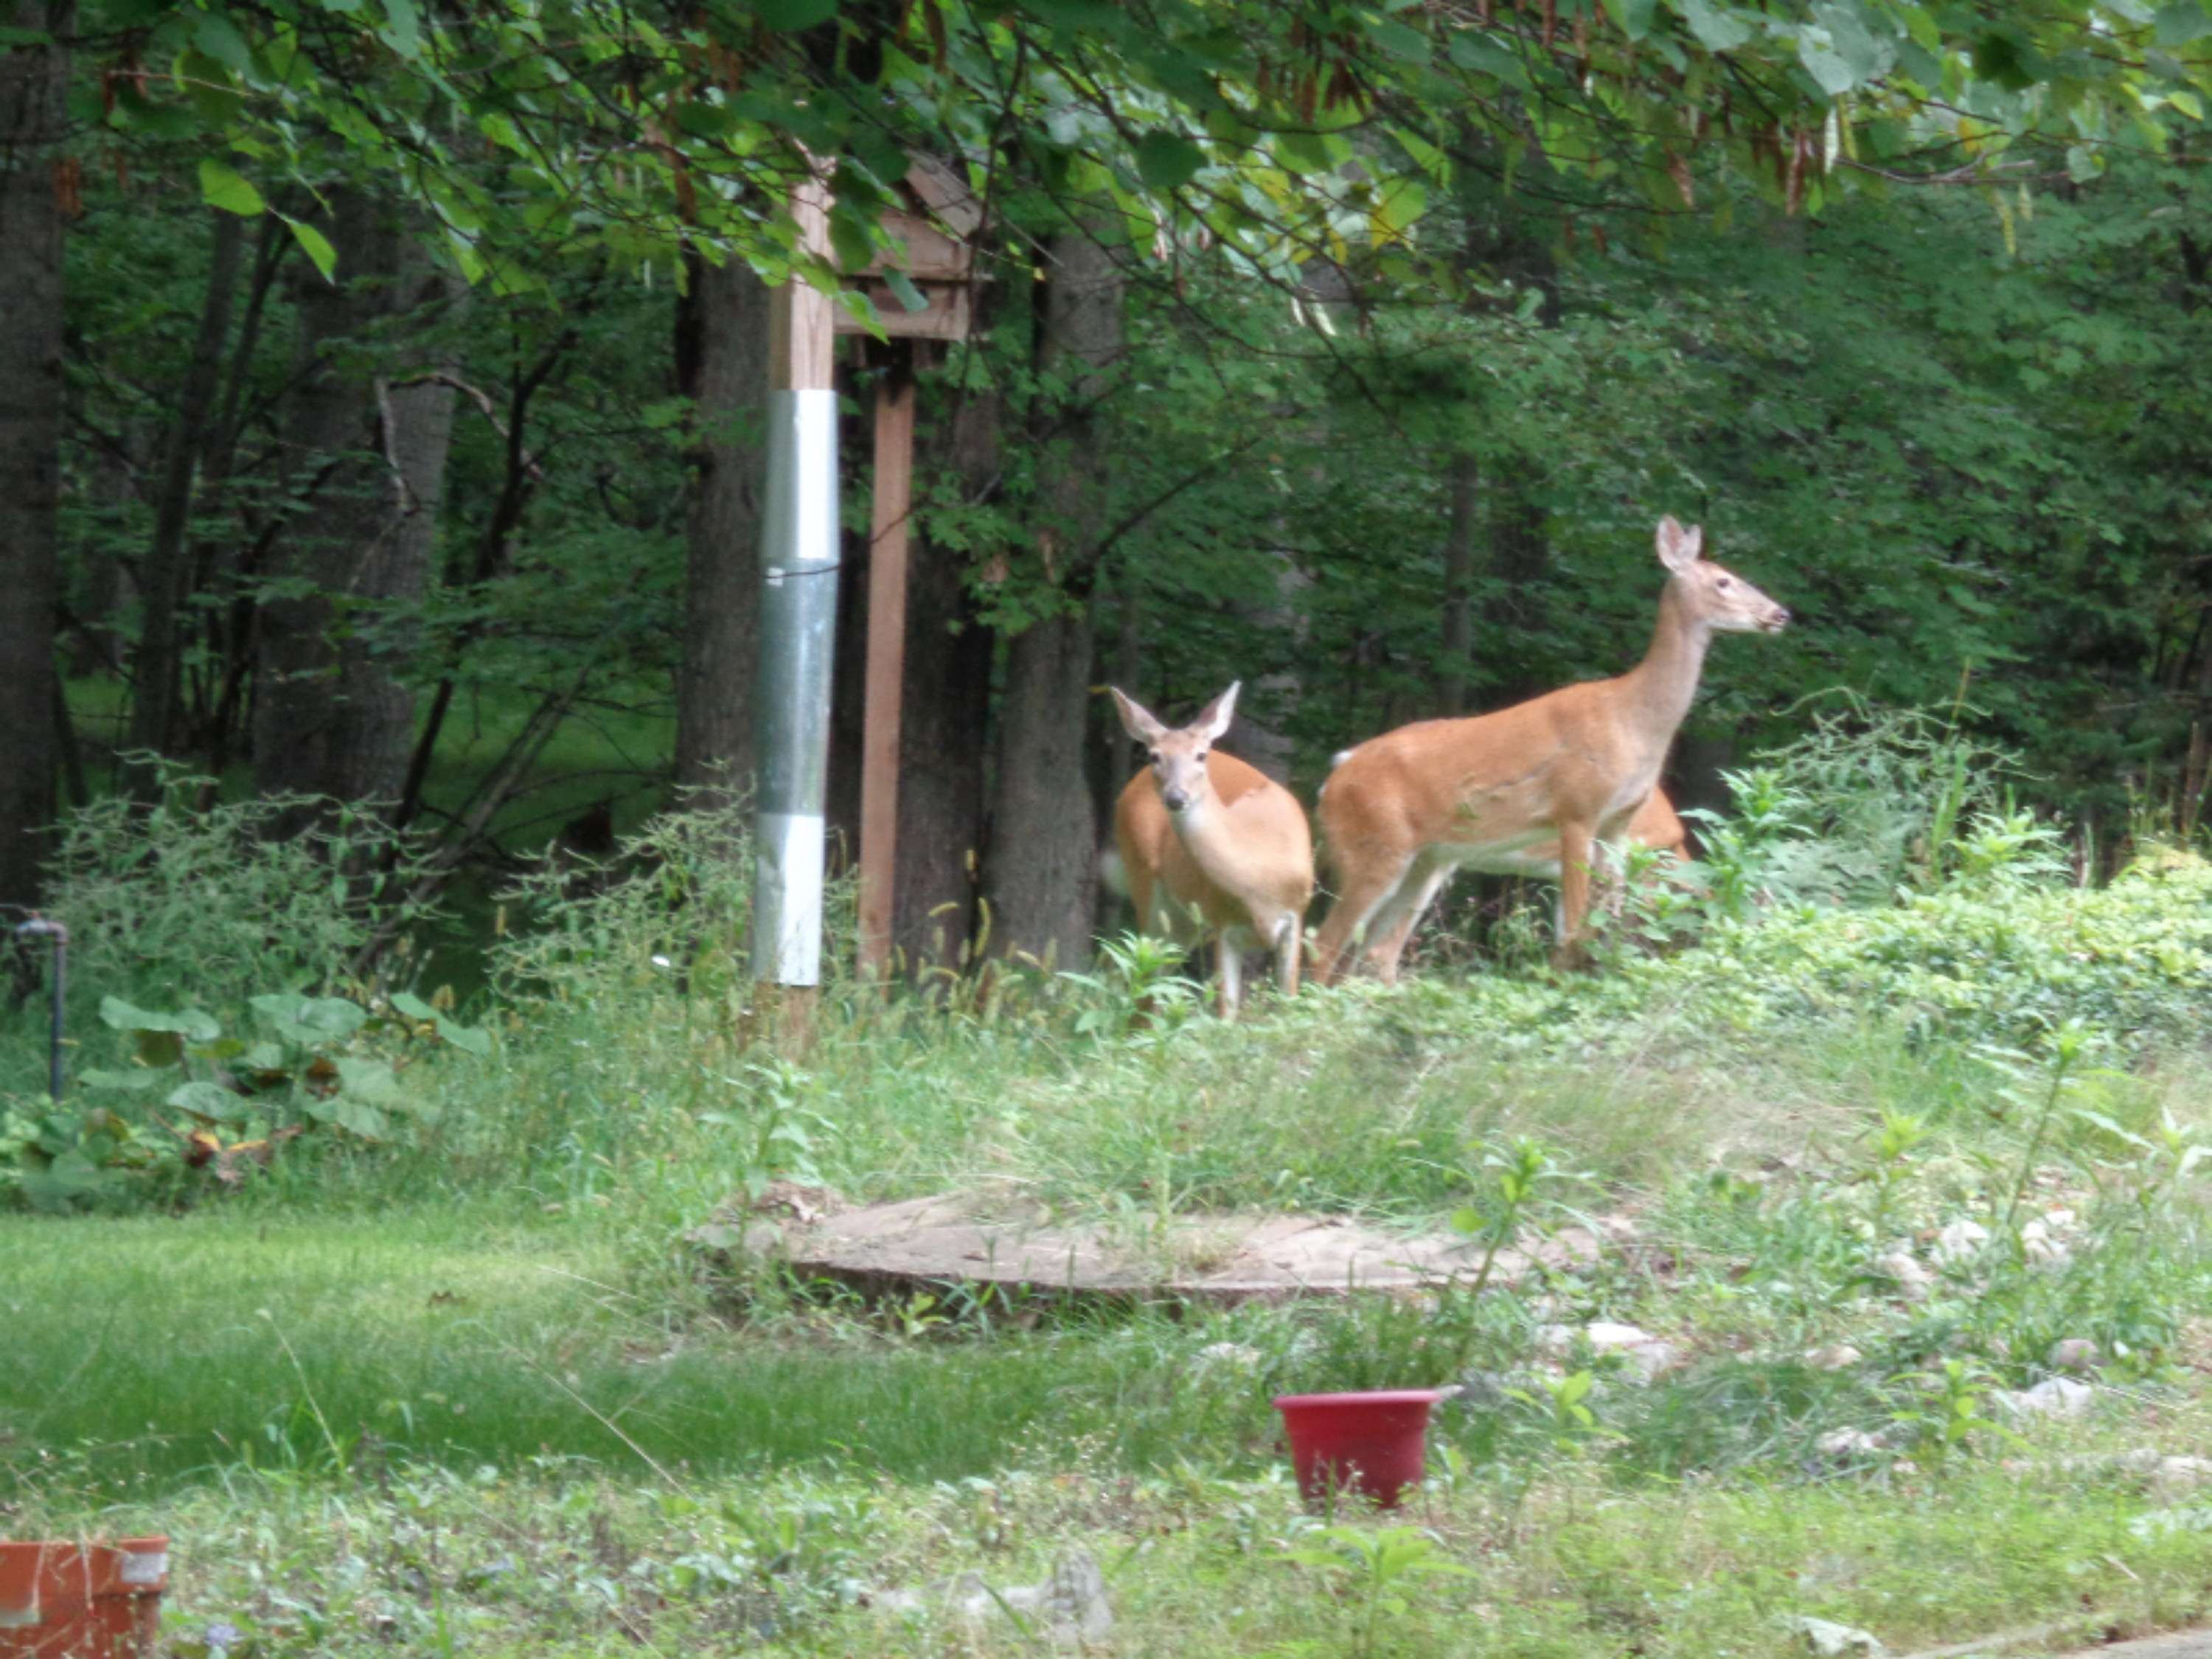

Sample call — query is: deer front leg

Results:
[1217,934,1244,1018]
[1552,821,1596,970]
[1274,914,1301,998]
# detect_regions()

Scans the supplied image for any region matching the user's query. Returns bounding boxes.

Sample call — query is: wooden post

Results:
[751,168,841,1045]
[858,341,917,979]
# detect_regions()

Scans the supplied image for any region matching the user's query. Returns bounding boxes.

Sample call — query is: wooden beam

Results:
[857,342,917,979]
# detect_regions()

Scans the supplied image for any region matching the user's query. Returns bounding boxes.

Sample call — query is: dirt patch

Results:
[691,1187,1626,1306]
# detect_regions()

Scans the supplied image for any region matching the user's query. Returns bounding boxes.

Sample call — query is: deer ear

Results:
[1655,516,1704,572]
[1195,681,1241,742]
[1108,686,1166,745]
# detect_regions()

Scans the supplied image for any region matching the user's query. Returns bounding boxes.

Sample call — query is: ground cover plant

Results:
[8,720,2212,1655]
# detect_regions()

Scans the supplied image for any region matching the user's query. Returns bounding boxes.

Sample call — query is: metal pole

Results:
[857,343,917,980]
[14,916,67,1100]
[752,172,841,1004]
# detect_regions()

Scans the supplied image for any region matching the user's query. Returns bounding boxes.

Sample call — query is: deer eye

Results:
[1194,748,1208,762]
[1717,577,1734,592]
[1148,749,1161,764]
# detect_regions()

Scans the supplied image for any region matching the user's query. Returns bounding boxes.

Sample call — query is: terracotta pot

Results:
[0,1538,168,1659]
[1272,1390,1453,1509]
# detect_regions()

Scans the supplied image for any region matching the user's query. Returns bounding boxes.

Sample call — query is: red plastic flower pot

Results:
[1272,1390,1453,1510]
[0,1538,169,1659]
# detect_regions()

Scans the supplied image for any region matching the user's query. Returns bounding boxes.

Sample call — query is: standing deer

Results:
[1108,682,1315,1017]
[1312,517,1786,984]
[1349,786,1689,982]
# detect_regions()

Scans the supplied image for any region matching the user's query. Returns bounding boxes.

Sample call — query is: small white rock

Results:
[1535,1320,1655,1357]
[1874,1251,1932,1300]
[1197,1341,1265,1370]
[1782,1613,1888,1655]
[1624,1340,1683,1382]
[2048,1338,2101,1373]
[1816,1428,1886,1457]
[1933,1219,1990,1265]
[1997,1377,2096,1419]
[1807,1343,1863,1371]
[2020,1218,2070,1265]
[2152,1455,2212,1498]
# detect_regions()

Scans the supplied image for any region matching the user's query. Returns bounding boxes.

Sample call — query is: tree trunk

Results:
[986,608,1100,968]
[0,0,69,908]
[891,378,997,973]
[1439,449,1478,714]
[125,209,245,795]
[254,189,459,812]
[673,252,769,808]
[981,229,1124,967]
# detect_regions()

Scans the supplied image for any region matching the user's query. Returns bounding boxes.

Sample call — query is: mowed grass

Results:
[0,1205,1195,1495]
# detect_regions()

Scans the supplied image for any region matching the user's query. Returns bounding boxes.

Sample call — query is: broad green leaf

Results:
[198,158,265,216]
[1446,30,1523,77]
[2154,2,2212,46]
[282,216,338,282]
[437,1022,492,1059]
[380,0,421,56]
[192,13,254,72]
[167,1080,248,1122]
[883,268,929,313]
[334,1057,403,1100]
[1602,0,1658,40]
[79,1068,159,1093]
[2170,89,2205,119]
[754,0,838,28]
[100,998,221,1042]
[1680,0,1754,52]
[1366,17,1430,62]
[389,990,437,1022]
[1799,34,1860,95]
[331,1097,391,1139]
[1134,131,1205,191]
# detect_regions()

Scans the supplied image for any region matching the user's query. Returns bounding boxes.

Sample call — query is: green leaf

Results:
[192,12,254,72]
[2171,89,2205,119]
[100,998,221,1042]
[167,1080,248,1123]
[1446,30,1522,77]
[334,1057,403,1100]
[2154,2,2212,46]
[282,216,339,282]
[754,0,838,27]
[1133,131,1205,191]
[883,268,929,313]
[331,1097,391,1139]
[1366,18,1430,62]
[1680,0,1754,52]
[249,992,366,1040]
[79,1068,159,1093]
[198,158,265,216]
[2065,144,2104,183]
[1602,0,1658,40]
[1798,37,1857,95]
[437,1021,491,1059]
[389,990,437,1022]
[379,0,421,55]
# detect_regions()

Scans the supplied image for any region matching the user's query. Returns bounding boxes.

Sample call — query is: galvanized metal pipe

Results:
[751,388,841,988]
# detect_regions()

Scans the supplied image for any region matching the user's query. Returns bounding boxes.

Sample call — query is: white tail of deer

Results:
[1312,517,1786,984]
[1109,682,1315,1018]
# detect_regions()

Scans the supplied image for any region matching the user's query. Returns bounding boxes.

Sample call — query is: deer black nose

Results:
[1162,787,1190,813]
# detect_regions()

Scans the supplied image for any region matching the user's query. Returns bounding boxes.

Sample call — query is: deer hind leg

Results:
[1310,850,1417,986]
[1217,933,1244,1019]
[1364,860,1451,984]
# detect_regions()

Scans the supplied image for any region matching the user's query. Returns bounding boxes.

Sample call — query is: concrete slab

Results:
[689,1185,1618,1305]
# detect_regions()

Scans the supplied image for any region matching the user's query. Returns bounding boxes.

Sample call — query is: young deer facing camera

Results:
[1312,517,1787,983]
[1109,683,1315,1018]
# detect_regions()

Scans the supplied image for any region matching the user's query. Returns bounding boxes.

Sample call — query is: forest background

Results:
[3,0,2211,978]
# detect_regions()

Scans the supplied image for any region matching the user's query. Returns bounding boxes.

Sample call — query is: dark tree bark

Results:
[891,378,996,973]
[125,209,246,796]
[0,0,69,908]
[254,188,459,812]
[673,251,769,807]
[1439,449,1478,715]
[981,229,1124,968]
